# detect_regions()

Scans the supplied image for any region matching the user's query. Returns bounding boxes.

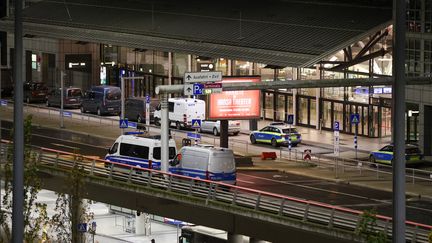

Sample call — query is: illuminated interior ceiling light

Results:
[80,63,85,66]
[111,61,115,66]
[140,68,143,71]
[149,69,152,73]
[197,58,201,62]
[220,58,224,61]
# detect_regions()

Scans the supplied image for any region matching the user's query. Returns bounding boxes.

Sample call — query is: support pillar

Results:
[135,212,151,236]
[160,93,169,172]
[168,52,172,86]
[220,120,229,148]
[392,0,407,242]
[187,54,192,72]
[228,233,243,243]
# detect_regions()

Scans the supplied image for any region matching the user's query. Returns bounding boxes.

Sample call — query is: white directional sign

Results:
[184,84,194,95]
[184,71,222,83]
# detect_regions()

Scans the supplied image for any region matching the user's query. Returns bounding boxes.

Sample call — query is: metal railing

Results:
[1,142,431,242]
[4,102,432,186]
[278,146,432,185]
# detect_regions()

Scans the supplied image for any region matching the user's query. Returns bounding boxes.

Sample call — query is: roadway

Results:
[2,119,432,226]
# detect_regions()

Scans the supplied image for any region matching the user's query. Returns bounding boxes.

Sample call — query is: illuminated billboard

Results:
[208,76,261,120]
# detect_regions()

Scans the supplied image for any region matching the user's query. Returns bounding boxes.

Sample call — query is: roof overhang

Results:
[0,0,393,67]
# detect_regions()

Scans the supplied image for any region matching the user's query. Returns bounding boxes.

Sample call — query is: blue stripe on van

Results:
[168,167,236,181]
[105,155,161,170]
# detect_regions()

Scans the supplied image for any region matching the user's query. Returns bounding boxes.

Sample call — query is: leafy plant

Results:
[50,164,94,243]
[0,115,50,242]
[356,208,388,243]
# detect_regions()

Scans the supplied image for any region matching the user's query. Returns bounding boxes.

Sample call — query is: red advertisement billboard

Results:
[208,76,261,120]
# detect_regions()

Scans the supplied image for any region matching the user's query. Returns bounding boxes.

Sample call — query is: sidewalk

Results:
[239,119,391,153]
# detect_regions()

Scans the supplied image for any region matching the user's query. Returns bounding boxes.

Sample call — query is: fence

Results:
[1,142,431,243]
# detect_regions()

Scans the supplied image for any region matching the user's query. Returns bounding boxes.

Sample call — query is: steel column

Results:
[160,93,169,172]
[392,0,406,242]
[13,0,24,241]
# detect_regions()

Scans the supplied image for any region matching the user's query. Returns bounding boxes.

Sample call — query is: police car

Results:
[250,124,301,147]
[369,144,424,165]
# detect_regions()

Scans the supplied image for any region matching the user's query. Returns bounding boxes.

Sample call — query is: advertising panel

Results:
[208,76,261,120]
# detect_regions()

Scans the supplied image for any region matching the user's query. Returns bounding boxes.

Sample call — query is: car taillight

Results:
[148,160,152,169]
[183,114,187,122]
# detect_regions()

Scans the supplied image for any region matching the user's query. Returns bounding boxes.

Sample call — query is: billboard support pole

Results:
[220,120,228,148]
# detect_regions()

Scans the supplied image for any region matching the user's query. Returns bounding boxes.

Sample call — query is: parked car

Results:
[46,87,83,109]
[23,81,48,103]
[81,85,121,116]
[200,120,241,136]
[250,124,302,147]
[369,144,424,165]
[124,97,158,123]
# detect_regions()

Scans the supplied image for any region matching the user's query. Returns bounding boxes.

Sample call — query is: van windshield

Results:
[106,89,121,100]
[153,147,176,160]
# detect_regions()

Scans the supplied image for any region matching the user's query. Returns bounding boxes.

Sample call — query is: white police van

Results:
[169,145,236,185]
[153,98,206,130]
[105,133,177,170]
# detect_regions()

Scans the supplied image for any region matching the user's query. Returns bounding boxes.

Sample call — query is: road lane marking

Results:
[236,179,255,184]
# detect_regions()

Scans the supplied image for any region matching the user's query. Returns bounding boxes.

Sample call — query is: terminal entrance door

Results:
[345,103,369,136]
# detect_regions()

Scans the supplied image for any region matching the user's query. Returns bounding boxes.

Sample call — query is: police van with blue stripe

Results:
[105,134,177,170]
[169,145,237,185]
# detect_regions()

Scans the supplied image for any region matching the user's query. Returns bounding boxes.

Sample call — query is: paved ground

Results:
[1,105,431,200]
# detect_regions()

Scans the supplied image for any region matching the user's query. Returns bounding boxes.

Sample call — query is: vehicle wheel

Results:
[213,127,219,136]
[271,138,278,147]
[233,132,240,136]
[250,135,256,144]
[80,106,85,113]
[97,107,102,116]
[137,115,143,123]
[369,156,377,166]
[154,118,160,126]
[292,143,298,147]
[176,121,181,130]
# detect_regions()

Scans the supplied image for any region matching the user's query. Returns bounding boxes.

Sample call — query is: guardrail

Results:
[277,147,432,185]
[0,142,431,242]
[4,102,432,186]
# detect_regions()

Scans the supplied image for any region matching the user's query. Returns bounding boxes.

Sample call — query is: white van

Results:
[169,145,236,185]
[105,134,177,171]
[154,98,206,130]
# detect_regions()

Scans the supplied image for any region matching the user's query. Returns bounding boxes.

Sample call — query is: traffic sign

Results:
[119,119,128,129]
[187,132,201,140]
[287,114,294,125]
[77,223,87,233]
[184,71,222,83]
[0,99,7,106]
[145,95,150,104]
[350,113,360,124]
[334,121,340,131]
[63,111,72,118]
[191,119,201,129]
[193,83,204,95]
[128,121,137,129]
[184,84,194,96]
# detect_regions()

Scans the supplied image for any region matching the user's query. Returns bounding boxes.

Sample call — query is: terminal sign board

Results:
[208,76,261,120]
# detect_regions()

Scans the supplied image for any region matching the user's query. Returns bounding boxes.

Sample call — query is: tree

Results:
[50,163,94,243]
[0,115,50,242]
[356,208,388,243]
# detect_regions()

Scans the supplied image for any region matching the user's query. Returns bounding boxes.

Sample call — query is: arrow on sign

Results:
[186,87,192,93]
[186,75,192,81]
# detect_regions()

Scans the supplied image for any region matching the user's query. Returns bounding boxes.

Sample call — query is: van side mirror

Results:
[107,147,113,154]
[169,154,181,166]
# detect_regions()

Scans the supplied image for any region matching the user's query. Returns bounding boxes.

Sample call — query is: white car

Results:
[200,120,241,136]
